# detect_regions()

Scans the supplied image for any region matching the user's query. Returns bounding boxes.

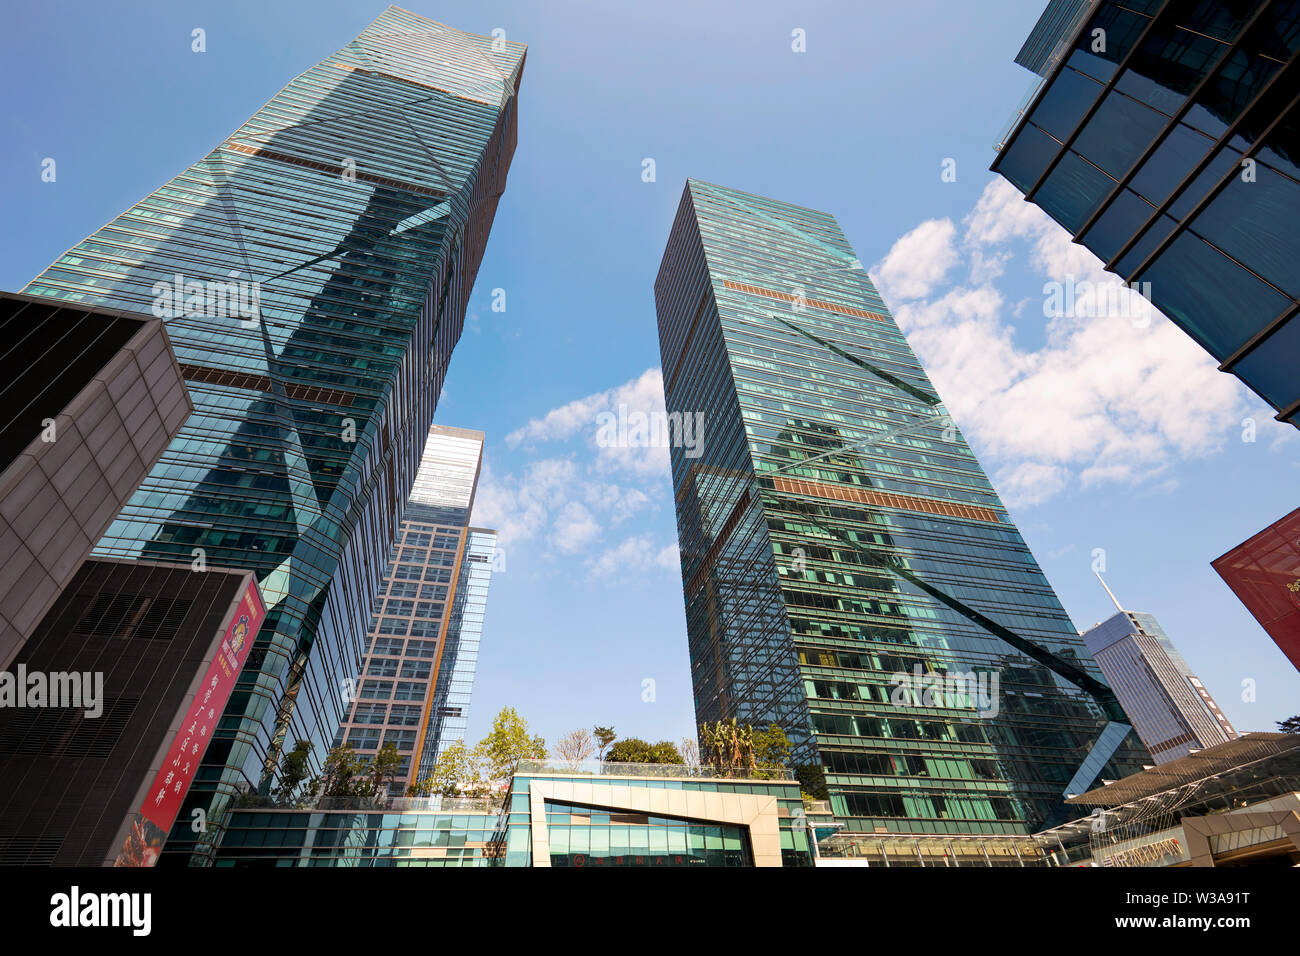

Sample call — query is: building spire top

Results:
[1095,571,1125,614]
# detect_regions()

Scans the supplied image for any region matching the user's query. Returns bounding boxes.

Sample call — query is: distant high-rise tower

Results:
[335,425,497,791]
[654,179,1149,836]
[992,0,1300,428]
[1080,608,1236,764]
[19,7,525,863]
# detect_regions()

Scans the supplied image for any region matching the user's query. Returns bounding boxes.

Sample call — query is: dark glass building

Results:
[993,0,1300,428]
[654,179,1149,837]
[19,8,525,862]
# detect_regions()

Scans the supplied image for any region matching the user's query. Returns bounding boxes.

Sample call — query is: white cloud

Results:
[872,177,1291,507]
[551,501,601,554]
[586,533,680,579]
[471,371,676,558]
[872,218,958,301]
[505,367,670,479]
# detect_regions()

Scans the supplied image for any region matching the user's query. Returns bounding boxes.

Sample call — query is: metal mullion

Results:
[1275,394,1300,424]
[1073,0,1275,241]
[1106,54,1300,277]
[1219,302,1300,374]
[1023,0,1177,203]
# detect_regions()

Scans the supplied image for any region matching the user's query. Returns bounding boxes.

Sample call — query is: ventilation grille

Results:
[72,592,193,641]
[0,696,140,758]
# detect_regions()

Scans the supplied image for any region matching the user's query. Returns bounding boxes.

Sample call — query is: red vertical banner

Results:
[114,580,265,866]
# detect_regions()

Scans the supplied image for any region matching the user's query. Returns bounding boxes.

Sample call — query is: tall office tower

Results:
[992,0,1300,429]
[1213,506,1300,673]
[335,425,496,791]
[654,179,1149,836]
[1080,608,1236,764]
[417,527,497,781]
[20,8,524,863]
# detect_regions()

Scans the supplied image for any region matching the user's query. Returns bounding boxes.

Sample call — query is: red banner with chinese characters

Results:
[114,578,265,866]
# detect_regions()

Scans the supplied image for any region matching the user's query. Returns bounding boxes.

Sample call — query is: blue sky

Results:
[2,0,1296,753]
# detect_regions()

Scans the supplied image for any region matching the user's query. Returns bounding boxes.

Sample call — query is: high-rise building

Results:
[654,179,1149,837]
[0,291,190,668]
[334,425,496,791]
[992,0,1300,428]
[418,527,497,781]
[1212,506,1300,673]
[1080,608,1236,763]
[18,7,525,863]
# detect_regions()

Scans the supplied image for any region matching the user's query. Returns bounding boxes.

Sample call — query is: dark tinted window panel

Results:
[1080,187,1159,261]
[1191,164,1300,298]
[996,122,1061,191]
[1253,0,1300,59]
[1075,90,1166,178]
[1130,122,1216,206]
[1118,24,1226,116]
[1174,0,1262,42]
[1074,5,1151,79]
[1169,144,1243,220]
[1028,66,1106,141]
[1142,231,1291,355]
[1260,109,1300,181]
[1187,48,1282,138]
[1036,150,1115,232]
[1233,312,1300,411]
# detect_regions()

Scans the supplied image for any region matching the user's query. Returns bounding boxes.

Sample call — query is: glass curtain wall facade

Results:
[20,8,525,862]
[1081,610,1236,763]
[993,0,1300,427]
[336,426,494,790]
[211,799,501,867]
[492,766,813,867]
[416,527,497,783]
[654,179,1149,837]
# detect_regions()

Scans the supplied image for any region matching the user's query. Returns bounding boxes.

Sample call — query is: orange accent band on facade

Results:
[769,475,1003,524]
[722,280,889,323]
[222,140,447,199]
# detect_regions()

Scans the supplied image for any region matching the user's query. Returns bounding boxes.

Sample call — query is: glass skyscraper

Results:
[993,0,1300,428]
[654,179,1150,836]
[20,8,525,862]
[1081,609,1236,763]
[335,425,497,791]
[418,527,497,782]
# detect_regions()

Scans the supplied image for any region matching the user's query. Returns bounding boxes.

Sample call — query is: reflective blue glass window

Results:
[1192,163,1300,297]
[1130,122,1216,206]
[1071,5,1151,81]
[1036,151,1115,232]
[1080,187,1157,262]
[1028,66,1105,141]
[1186,48,1280,139]
[1233,313,1300,411]
[1141,231,1291,355]
[1169,144,1242,220]
[1075,90,1167,179]
[996,122,1061,192]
